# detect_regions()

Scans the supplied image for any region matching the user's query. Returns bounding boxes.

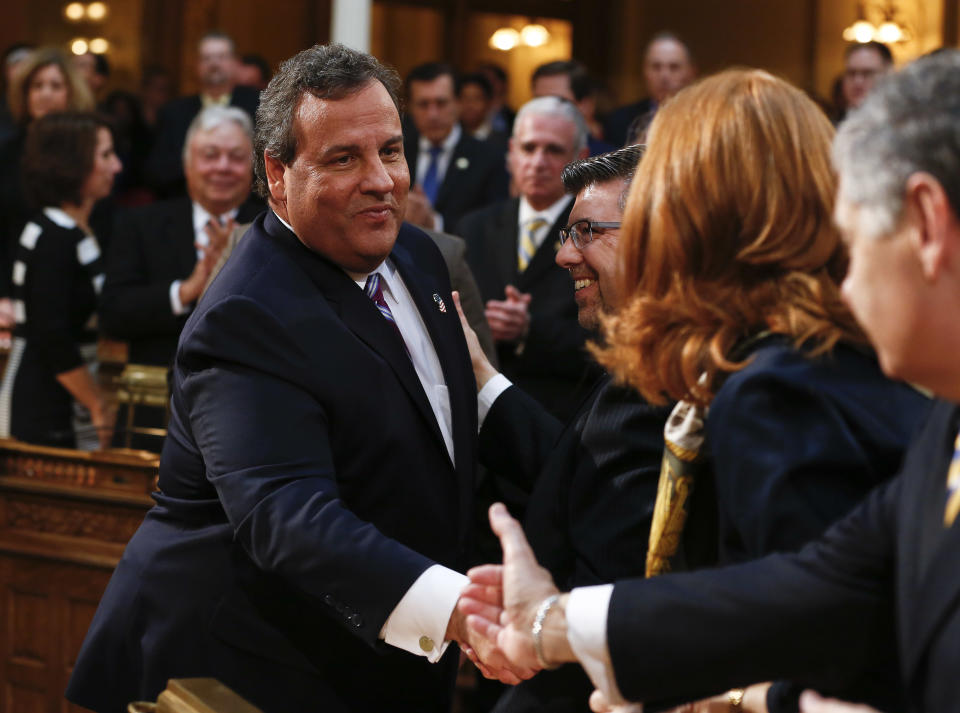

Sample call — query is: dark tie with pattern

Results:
[945,428,960,527]
[364,272,407,351]
[421,146,443,206]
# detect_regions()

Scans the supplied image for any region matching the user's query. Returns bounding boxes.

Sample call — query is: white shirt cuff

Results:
[379,564,468,663]
[477,373,512,429]
[169,280,190,315]
[567,584,626,705]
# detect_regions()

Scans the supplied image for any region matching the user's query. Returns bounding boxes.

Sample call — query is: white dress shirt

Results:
[169,202,239,315]
[415,124,462,231]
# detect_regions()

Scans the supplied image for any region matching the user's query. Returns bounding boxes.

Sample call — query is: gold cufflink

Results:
[419,635,434,652]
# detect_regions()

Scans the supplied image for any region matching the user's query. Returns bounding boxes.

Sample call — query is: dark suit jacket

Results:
[605,399,960,713]
[481,378,671,713]
[100,195,264,367]
[603,98,655,148]
[144,86,260,196]
[458,198,601,421]
[404,124,509,231]
[67,212,477,713]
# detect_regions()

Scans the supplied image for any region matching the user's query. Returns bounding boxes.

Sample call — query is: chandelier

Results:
[843,1,911,44]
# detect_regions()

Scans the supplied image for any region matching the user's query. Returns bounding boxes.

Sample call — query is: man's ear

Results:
[906,172,954,281]
[263,151,287,206]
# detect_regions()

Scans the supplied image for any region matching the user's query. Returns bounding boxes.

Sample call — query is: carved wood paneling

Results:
[4,495,145,544]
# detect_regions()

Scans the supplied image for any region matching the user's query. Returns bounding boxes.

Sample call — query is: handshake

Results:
[448,503,580,684]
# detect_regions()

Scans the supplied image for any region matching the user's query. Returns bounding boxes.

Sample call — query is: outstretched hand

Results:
[446,597,537,685]
[458,503,563,671]
[452,291,499,391]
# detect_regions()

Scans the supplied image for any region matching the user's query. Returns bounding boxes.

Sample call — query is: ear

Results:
[263,151,288,207]
[905,172,954,281]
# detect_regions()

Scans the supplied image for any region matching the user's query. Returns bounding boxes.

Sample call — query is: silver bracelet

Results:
[531,594,561,670]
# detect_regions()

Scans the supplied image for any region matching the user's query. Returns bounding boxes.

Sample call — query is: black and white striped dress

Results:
[0,207,104,448]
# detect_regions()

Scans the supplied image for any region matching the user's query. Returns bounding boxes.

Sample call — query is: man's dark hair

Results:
[405,62,458,96]
[459,72,492,100]
[254,43,402,199]
[199,30,235,54]
[477,62,506,85]
[646,31,695,65]
[845,40,893,65]
[241,53,271,84]
[531,60,592,101]
[22,111,113,209]
[562,144,644,209]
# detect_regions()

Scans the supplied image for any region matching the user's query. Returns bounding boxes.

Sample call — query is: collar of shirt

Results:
[201,92,231,108]
[517,194,573,250]
[192,202,239,248]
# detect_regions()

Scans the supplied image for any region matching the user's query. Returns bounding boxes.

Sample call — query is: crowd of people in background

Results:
[1,25,945,713]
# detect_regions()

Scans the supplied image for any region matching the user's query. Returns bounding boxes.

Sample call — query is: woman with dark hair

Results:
[0,111,120,448]
[465,70,930,713]
[0,48,94,316]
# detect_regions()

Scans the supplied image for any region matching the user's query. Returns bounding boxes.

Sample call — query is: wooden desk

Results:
[0,439,158,713]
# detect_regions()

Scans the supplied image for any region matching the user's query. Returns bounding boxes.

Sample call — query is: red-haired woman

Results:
[591,70,927,713]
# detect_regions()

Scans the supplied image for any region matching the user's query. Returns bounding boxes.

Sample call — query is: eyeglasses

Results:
[558,219,621,249]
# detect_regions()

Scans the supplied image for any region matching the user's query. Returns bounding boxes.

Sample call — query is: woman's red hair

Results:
[595,69,865,406]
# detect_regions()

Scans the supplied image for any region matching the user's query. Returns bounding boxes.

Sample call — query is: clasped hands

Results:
[456,503,574,676]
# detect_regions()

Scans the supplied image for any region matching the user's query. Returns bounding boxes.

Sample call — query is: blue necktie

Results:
[421,146,443,206]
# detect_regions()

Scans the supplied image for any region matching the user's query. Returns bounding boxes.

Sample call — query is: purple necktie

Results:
[364,272,407,350]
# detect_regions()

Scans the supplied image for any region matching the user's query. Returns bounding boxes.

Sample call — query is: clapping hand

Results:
[485,285,531,343]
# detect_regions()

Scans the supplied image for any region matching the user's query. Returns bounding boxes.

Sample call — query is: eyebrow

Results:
[321,134,404,159]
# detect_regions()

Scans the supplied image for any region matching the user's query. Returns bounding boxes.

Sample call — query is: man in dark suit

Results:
[461,51,960,713]
[604,33,695,147]
[458,96,599,422]
[68,43,527,713]
[100,105,263,448]
[458,146,670,713]
[402,62,509,233]
[145,31,260,196]
[530,61,615,156]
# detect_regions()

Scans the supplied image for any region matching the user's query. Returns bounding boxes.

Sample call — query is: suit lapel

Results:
[494,200,521,291]
[403,129,419,185]
[434,134,471,210]
[518,200,572,290]
[901,403,960,683]
[393,225,477,543]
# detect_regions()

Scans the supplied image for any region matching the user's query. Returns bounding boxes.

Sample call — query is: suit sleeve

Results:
[478,384,564,493]
[605,474,900,704]
[707,369,891,559]
[99,210,186,339]
[178,295,440,648]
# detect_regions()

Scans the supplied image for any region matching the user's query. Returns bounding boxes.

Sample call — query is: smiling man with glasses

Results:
[456,144,673,713]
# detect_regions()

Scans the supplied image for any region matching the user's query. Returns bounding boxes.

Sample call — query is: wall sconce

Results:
[489,20,551,52]
[489,28,520,51]
[63,2,109,23]
[89,37,109,54]
[70,38,89,54]
[842,1,910,44]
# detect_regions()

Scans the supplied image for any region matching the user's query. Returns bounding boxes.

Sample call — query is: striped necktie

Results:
[944,428,960,527]
[364,272,406,351]
[518,217,547,272]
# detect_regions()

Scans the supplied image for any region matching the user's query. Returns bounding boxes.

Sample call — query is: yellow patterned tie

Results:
[944,429,960,527]
[518,217,547,272]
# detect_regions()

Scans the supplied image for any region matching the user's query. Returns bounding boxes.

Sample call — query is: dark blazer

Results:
[605,400,960,713]
[67,212,477,713]
[144,86,260,196]
[458,198,601,421]
[603,98,655,148]
[403,124,509,231]
[99,195,263,367]
[481,378,671,713]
